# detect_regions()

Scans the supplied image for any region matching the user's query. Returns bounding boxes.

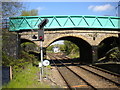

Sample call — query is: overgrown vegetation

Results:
[97,47,120,63]
[97,37,120,63]
[64,41,79,58]
[2,30,17,58]
[47,40,80,58]
[20,9,38,16]
[2,29,46,88]
[47,44,66,53]
[3,64,50,88]
[2,2,51,88]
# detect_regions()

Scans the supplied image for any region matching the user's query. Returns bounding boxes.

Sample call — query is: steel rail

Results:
[48,55,72,89]
[88,65,120,77]
[49,54,97,90]
[78,66,120,87]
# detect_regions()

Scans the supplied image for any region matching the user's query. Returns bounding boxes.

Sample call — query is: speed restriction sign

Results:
[43,60,50,66]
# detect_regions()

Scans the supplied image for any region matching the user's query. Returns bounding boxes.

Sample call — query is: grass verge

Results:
[2,64,50,88]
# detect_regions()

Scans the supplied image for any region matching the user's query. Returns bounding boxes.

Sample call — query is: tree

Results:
[2,2,23,19]
[2,29,17,58]
[47,45,54,52]
[64,40,79,55]
[21,42,38,52]
[20,9,38,16]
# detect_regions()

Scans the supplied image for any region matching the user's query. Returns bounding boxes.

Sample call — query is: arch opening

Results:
[20,39,40,59]
[98,36,120,62]
[46,36,92,64]
[20,39,38,52]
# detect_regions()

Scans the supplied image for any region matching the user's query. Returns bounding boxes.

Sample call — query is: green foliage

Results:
[47,44,66,52]
[2,29,39,76]
[3,64,50,88]
[106,47,120,62]
[54,44,66,52]
[68,52,79,58]
[2,20,49,88]
[2,52,15,67]
[2,51,38,77]
[59,44,66,52]
[64,40,79,56]
[47,41,79,58]
[47,45,54,52]
[2,29,38,65]
[21,42,38,52]
[2,29,17,58]
[97,47,120,63]
[20,51,38,64]
[20,9,38,16]
[98,37,120,63]
[98,37,119,59]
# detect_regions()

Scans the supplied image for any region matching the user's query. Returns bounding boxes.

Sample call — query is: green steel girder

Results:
[9,15,120,31]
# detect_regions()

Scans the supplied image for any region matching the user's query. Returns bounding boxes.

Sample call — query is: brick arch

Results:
[20,37,40,47]
[97,35,119,59]
[44,34,92,47]
[21,38,35,44]
[96,34,119,45]
[21,35,41,46]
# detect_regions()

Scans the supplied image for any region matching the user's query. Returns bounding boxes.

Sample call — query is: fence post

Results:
[10,66,12,80]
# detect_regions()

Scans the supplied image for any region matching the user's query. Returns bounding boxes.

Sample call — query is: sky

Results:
[23,2,119,16]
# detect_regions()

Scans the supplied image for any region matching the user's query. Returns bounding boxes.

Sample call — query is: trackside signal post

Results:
[38,19,49,82]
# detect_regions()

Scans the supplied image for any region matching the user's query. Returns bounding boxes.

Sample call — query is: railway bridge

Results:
[9,15,120,63]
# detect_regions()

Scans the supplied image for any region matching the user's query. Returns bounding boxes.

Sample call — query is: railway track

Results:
[89,65,120,77]
[47,53,120,89]
[79,65,120,85]
[48,54,95,89]
[49,53,80,65]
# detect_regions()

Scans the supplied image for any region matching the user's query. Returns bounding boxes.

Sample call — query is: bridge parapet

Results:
[9,15,120,31]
